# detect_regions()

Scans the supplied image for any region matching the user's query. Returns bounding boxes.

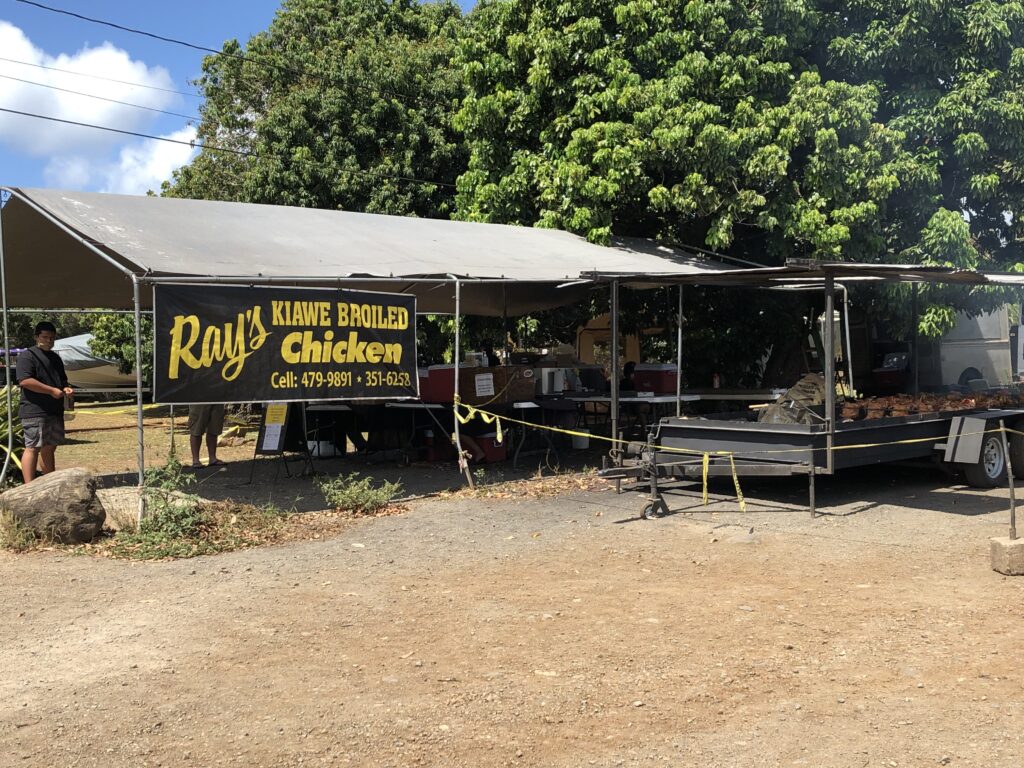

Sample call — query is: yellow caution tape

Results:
[701,453,710,506]
[456,399,745,514]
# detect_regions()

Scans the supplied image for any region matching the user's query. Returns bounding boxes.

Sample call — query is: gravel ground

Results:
[3,464,1024,767]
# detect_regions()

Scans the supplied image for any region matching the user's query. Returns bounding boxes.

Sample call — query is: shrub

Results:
[317,472,402,514]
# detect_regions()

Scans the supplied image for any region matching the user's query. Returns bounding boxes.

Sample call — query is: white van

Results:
[916,308,1012,388]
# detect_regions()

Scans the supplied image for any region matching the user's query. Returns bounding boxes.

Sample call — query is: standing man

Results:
[188,404,226,468]
[15,321,73,483]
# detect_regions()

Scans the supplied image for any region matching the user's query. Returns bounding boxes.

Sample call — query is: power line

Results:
[16,0,229,57]
[0,73,200,122]
[0,107,458,189]
[15,0,445,109]
[0,55,201,99]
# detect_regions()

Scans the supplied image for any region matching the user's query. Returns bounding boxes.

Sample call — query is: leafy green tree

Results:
[164,0,467,219]
[455,0,1024,347]
[818,0,1024,335]
[88,315,152,385]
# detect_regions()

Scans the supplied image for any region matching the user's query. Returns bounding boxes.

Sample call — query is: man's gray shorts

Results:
[22,416,65,448]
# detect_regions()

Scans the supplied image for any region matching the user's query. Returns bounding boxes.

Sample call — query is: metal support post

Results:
[132,276,146,526]
[0,200,13,486]
[676,285,684,418]
[1000,419,1017,540]
[911,283,920,395]
[809,470,816,518]
[824,273,835,475]
[451,278,474,489]
[610,280,621,467]
[839,284,854,394]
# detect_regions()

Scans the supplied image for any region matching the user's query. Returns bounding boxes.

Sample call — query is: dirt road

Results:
[3,467,1024,767]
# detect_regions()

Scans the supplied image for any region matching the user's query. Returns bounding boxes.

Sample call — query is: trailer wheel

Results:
[963,432,1007,488]
[642,499,669,519]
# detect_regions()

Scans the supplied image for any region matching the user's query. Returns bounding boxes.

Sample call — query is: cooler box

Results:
[476,433,507,463]
[634,363,678,393]
[421,364,455,403]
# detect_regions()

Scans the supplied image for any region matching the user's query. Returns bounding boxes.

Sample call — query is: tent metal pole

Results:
[132,275,145,524]
[7,308,151,315]
[839,284,854,394]
[502,284,509,365]
[0,201,13,487]
[911,283,919,395]
[824,273,835,476]
[610,280,620,466]
[676,285,683,418]
[140,275,578,285]
[451,278,474,489]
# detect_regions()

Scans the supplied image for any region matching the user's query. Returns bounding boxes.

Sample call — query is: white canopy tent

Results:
[0,187,738,493]
[0,188,733,315]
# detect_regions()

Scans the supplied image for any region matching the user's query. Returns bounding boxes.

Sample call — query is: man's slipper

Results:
[209,459,227,466]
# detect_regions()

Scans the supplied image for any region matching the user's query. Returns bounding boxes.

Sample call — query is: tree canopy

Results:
[163,0,1024,364]
[164,0,466,219]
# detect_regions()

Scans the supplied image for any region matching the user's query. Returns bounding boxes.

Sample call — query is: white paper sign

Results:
[475,373,495,397]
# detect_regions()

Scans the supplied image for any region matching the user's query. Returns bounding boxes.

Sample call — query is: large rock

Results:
[1,468,106,543]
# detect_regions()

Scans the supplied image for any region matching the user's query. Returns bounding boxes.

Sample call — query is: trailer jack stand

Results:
[643,434,669,519]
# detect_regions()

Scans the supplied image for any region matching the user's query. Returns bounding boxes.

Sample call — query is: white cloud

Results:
[101,126,198,194]
[39,125,198,195]
[0,20,182,156]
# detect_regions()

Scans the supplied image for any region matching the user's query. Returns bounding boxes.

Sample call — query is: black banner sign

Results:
[153,285,418,404]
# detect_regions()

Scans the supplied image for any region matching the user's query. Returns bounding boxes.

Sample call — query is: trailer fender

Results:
[937,416,988,465]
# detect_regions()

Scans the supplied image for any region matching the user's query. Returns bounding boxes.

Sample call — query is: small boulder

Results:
[1,468,106,543]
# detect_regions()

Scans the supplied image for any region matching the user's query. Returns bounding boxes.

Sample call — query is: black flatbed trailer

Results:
[601,407,1024,518]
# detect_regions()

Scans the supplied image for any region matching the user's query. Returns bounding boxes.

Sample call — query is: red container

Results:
[633,363,678,394]
[475,433,507,463]
[421,364,455,403]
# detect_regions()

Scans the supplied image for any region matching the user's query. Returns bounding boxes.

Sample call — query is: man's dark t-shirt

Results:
[16,347,68,418]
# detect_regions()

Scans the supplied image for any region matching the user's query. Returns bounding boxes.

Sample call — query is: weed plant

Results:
[106,458,286,559]
[0,509,37,552]
[317,472,402,514]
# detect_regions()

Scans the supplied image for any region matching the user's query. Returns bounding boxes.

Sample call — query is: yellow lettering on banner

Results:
[335,302,408,330]
[272,300,332,326]
[166,306,268,381]
[168,315,201,379]
[281,331,302,364]
[278,331,402,365]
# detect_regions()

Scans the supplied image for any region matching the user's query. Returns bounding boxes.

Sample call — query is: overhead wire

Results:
[0,72,201,122]
[7,1,461,193]
[0,55,202,99]
[0,107,458,190]
[15,0,450,110]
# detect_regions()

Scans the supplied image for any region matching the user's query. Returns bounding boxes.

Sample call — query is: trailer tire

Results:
[963,432,1007,488]
[642,499,669,519]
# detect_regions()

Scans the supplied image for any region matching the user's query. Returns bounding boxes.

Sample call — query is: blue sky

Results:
[0,1,474,195]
